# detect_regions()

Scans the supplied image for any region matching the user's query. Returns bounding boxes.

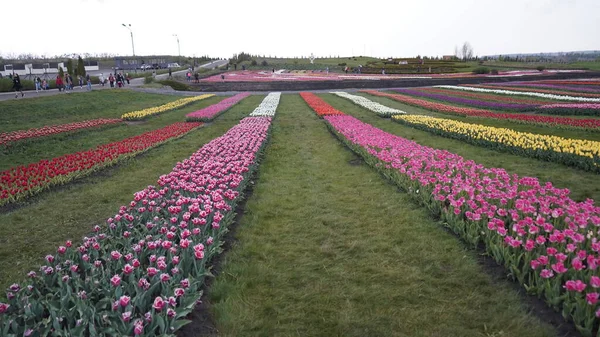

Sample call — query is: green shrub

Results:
[250,60,258,66]
[536,65,545,72]
[472,67,490,74]
[261,60,268,66]
[338,63,347,66]
[144,76,154,84]
[157,80,189,91]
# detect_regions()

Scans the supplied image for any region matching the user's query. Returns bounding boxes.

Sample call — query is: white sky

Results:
[2,0,598,59]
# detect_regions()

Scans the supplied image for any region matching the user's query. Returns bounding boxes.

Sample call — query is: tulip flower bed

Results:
[392,115,600,172]
[185,92,250,122]
[0,114,276,336]
[299,92,345,117]
[0,118,123,147]
[331,91,406,117]
[418,87,555,104]
[393,88,539,111]
[306,104,600,335]
[121,95,214,121]
[249,92,281,117]
[0,122,202,207]
[493,83,600,94]
[536,103,600,116]
[439,85,600,101]
[363,90,600,130]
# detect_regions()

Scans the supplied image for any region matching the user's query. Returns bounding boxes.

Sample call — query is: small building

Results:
[442,55,454,60]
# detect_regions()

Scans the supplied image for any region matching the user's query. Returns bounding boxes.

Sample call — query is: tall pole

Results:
[122,24,135,56]
[173,34,180,64]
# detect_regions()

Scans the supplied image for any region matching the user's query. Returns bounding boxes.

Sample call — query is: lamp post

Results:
[122,24,135,56]
[172,34,180,64]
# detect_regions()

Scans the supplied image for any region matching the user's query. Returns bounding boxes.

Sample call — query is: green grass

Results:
[208,94,557,337]
[0,90,184,132]
[0,94,266,294]
[360,92,600,141]
[0,94,226,171]
[321,93,600,202]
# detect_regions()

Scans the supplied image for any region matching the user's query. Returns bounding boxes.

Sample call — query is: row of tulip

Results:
[392,115,600,173]
[299,92,345,116]
[496,83,600,94]
[419,87,554,104]
[0,114,277,336]
[0,118,123,147]
[534,80,600,86]
[249,92,281,117]
[185,93,250,122]
[121,95,214,121]
[299,96,600,335]
[330,91,406,117]
[393,88,539,111]
[0,122,202,207]
[537,103,600,116]
[471,84,600,99]
[440,85,600,101]
[363,90,600,130]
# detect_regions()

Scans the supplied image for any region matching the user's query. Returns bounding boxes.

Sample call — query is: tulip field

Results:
[1,78,600,336]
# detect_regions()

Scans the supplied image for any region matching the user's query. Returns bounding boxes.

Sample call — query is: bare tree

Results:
[454,45,462,60]
[461,42,474,61]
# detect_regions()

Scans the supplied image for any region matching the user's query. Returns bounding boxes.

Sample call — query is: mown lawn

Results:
[0,90,188,132]
[321,93,600,203]
[0,93,266,294]
[0,93,225,171]
[207,94,558,337]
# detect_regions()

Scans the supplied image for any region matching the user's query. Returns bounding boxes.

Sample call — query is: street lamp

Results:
[172,34,180,63]
[122,24,135,56]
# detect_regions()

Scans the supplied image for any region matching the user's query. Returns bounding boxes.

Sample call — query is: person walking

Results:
[34,77,41,92]
[41,78,47,90]
[99,73,105,87]
[109,74,114,88]
[12,73,24,98]
[56,75,64,92]
[78,75,83,89]
[86,74,92,91]
[125,73,130,85]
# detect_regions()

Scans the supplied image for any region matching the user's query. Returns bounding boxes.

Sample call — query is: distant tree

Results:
[58,66,64,78]
[66,59,74,76]
[461,42,474,61]
[76,56,86,77]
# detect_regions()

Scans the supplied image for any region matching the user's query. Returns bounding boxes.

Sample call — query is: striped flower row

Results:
[363,90,600,130]
[121,95,214,120]
[300,92,345,116]
[310,109,600,336]
[0,117,275,336]
[249,92,281,117]
[331,91,406,116]
[392,115,600,172]
[536,103,600,116]
[0,122,202,206]
[0,118,122,146]
[435,85,600,102]
[185,93,250,122]
[473,84,600,99]
[394,88,538,111]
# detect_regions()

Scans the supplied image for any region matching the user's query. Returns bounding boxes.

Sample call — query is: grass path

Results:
[323,94,600,202]
[0,95,266,293]
[207,94,557,337]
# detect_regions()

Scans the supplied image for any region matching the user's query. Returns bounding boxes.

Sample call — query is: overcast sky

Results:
[2,0,598,59]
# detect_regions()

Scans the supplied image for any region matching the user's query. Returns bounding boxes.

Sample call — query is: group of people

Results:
[55,73,92,92]
[99,73,130,88]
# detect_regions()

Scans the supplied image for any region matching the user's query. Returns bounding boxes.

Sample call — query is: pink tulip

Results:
[152,296,166,311]
[564,280,587,292]
[587,293,600,305]
[110,274,121,287]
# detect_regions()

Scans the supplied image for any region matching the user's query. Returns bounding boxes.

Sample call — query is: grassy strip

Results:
[0,95,266,294]
[392,115,600,173]
[0,90,181,132]
[208,94,557,337]
[320,93,600,202]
